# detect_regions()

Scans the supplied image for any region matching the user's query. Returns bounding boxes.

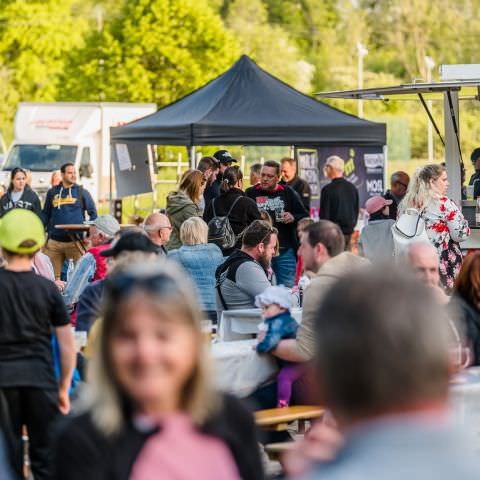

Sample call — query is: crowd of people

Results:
[0,148,479,479]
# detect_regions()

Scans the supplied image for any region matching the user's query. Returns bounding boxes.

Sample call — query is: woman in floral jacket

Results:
[399,164,470,290]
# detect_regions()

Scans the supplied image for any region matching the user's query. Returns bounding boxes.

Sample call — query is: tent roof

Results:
[111,55,386,146]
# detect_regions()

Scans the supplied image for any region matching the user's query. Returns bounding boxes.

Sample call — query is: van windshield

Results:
[4,144,77,172]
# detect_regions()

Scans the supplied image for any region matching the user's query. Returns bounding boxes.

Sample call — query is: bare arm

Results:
[55,324,76,414]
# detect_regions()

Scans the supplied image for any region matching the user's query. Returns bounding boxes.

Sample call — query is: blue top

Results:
[256,311,298,354]
[76,280,104,333]
[42,184,97,241]
[168,244,224,311]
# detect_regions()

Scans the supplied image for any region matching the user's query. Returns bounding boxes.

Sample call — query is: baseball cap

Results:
[0,209,45,254]
[255,285,293,310]
[213,150,237,165]
[365,195,393,215]
[100,231,160,258]
[85,215,120,238]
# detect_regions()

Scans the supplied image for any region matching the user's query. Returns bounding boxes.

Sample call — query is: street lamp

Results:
[357,42,368,118]
[425,55,435,162]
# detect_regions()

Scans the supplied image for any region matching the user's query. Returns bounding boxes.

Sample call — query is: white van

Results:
[1,102,156,201]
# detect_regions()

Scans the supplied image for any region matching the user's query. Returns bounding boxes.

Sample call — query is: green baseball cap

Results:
[0,209,45,254]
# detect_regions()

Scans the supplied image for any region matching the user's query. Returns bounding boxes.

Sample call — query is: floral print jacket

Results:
[423,196,470,289]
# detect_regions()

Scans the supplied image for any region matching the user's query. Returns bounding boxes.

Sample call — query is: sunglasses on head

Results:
[106,272,180,299]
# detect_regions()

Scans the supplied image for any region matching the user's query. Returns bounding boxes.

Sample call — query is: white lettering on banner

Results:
[366,179,384,194]
[364,153,384,169]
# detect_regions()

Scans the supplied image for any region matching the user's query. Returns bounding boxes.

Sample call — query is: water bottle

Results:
[66,259,75,283]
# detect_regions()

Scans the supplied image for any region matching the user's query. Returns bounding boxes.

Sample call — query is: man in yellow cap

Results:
[0,209,76,479]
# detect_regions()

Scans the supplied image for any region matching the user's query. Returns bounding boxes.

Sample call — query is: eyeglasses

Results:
[106,272,179,299]
[397,181,408,189]
[159,226,172,231]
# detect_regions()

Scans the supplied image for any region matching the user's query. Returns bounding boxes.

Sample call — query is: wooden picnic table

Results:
[255,405,325,432]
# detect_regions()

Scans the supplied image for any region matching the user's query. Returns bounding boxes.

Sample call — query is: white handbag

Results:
[391,208,430,256]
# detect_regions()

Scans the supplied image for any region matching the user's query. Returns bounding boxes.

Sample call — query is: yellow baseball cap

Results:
[0,209,45,254]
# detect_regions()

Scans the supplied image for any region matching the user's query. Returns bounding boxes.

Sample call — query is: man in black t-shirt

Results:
[0,209,76,480]
[319,155,359,251]
[246,160,308,287]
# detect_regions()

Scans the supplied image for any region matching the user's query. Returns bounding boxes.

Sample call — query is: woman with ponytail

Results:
[203,166,261,255]
[399,164,470,289]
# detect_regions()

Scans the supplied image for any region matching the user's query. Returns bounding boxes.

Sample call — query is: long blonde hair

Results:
[82,258,218,436]
[399,164,445,213]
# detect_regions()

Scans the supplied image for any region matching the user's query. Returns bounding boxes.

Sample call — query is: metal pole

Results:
[189,146,196,169]
[444,91,461,205]
[357,43,368,118]
[425,56,435,162]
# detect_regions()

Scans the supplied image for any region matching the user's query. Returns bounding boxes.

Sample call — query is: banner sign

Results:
[297,148,321,218]
[296,145,385,218]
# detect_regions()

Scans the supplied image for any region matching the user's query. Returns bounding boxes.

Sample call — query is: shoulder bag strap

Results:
[211,197,217,217]
[216,281,229,311]
[226,195,242,217]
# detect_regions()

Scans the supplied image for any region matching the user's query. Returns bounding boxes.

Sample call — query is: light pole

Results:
[425,55,435,162]
[357,42,368,118]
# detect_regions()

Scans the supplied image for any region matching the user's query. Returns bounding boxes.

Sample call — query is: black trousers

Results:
[0,387,59,480]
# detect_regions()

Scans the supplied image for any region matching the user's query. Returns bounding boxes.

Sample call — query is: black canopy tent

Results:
[111,55,386,147]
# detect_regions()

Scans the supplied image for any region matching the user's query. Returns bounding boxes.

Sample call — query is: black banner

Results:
[296,145,385,218]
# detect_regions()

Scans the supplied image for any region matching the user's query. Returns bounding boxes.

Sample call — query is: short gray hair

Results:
[180,217,208,245]
[314,269,451,420]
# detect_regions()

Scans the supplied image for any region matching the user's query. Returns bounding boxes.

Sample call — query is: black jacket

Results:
[281,176,311,211]
[383,190,400,221]
[204,188,261,254]
[246,183,308,251]
[0,186,42,218]
[319,177,359,235]
[53,394,264,480]
[451,295,480,366]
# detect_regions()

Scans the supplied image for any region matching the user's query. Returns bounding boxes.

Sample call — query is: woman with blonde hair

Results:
[168,217,223,322]
[53,260,263,480]
[399,163,470,289]
[166,170,205,250]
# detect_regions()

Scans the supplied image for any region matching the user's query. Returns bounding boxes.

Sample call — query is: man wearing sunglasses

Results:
[143,212,172,255]
[383,171,410,221]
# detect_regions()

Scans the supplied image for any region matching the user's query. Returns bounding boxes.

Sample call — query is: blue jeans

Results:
[271,248,296,288]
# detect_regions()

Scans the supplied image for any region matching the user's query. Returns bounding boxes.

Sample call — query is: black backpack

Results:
[207,196,242,250]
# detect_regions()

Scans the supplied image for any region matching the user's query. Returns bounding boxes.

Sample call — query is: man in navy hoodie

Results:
[42,163,97,279]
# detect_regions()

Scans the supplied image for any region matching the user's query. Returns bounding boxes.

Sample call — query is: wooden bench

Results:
[255,405,325,432]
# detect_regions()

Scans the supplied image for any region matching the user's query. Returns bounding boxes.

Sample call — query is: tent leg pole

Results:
[189,146,196,169]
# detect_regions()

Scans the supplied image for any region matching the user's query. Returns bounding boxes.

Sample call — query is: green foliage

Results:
[1,0,480,170]
[60,0,240,106]
[225,0,314,92]
[0,0,87,141]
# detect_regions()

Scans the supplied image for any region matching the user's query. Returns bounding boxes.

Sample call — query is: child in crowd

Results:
[255,286,303,407]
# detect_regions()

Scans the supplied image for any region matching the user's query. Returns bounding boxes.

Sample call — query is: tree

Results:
[60,0,240,107]
[0,0,87,141]
[225,0,314,92]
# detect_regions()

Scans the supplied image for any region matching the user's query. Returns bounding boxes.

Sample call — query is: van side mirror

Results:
[79,163,93,178]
